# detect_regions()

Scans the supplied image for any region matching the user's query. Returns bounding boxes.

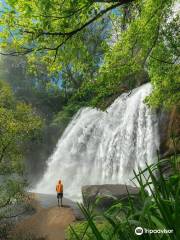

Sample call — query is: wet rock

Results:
[82,184,140,210]
[159,107,180,157]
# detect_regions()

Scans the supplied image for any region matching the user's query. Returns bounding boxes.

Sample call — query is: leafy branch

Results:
[0,0,134,57]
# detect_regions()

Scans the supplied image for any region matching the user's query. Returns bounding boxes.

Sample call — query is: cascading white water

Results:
[35,83,159,199]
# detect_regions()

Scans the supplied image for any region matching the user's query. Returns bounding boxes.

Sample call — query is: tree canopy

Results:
[0,80,42,218]
[0,0,179,109]
[0,0,133,55]
[70,0,180,108]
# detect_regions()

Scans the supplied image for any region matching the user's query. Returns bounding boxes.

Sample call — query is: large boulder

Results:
[82,184,140,210]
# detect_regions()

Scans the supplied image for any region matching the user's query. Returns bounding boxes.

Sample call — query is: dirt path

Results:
[10,193,77,240]
[12,195,76,240]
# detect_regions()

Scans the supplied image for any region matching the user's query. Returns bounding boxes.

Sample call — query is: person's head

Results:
[58,180,61,184]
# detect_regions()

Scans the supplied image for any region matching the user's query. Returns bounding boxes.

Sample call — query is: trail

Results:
[12,193,80,240]
[15,206,75,240]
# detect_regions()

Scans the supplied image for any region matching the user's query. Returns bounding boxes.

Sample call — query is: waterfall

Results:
[34,83,159,200]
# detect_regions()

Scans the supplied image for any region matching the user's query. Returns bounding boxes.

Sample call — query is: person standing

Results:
[56,179,63,207]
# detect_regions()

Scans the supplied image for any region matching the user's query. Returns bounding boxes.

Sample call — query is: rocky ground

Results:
[14,206,75,240]
[10,193,83,240]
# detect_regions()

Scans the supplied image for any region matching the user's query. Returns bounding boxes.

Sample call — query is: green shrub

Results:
[66,220,111,240]
[68,154,180,239]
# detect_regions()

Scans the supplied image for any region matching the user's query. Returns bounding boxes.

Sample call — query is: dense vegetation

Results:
[0,0,179,110]
[0,80,42,237]
[0,0,179,239]
[0,55,68,181]
[67,154,180,240]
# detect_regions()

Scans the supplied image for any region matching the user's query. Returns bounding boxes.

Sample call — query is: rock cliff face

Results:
[159,107,180,157]
[82,184,140,210]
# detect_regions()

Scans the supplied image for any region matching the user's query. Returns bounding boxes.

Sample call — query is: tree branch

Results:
[0,0,134,57]
[0,142,11,163]
[142,23,160,67]
[1,210,27,219]
[23,1,134,37]
[94,0,132,2]
[31,2,93,21]
[149,55,179,65]
[0,198,11,209]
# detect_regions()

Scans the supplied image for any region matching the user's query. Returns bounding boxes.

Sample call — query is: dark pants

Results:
[57,192,63,207]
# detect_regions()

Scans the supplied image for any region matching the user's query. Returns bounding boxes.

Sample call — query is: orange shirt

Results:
[56,183,63,193]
